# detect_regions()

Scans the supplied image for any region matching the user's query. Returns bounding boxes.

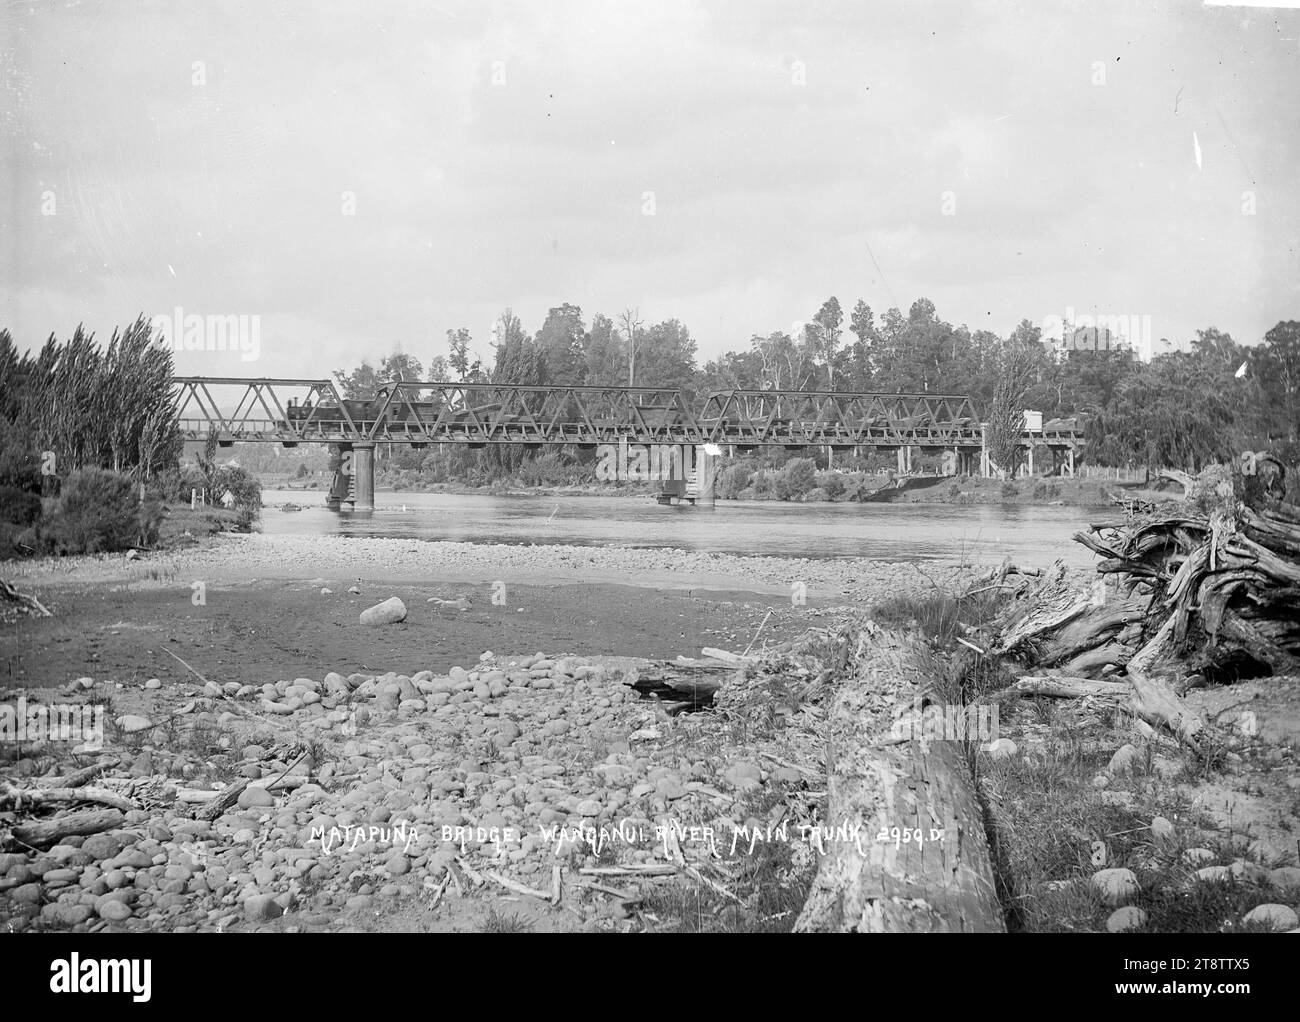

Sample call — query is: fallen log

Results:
[0,579,51,617]
[0,781,139,812]
[1128,672,1217,760]
[987,676,1131,702]
[795,625,1004,932]
[38,760,115,789]
[6,808,125,849]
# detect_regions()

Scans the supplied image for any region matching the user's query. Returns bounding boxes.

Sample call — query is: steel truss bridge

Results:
[172,378,1083,452]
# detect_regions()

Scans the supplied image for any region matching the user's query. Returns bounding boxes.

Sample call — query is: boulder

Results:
[360,597,407,626]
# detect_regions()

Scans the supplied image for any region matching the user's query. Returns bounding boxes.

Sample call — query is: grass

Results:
[977,707,1289,932]
[635,788,816,933]
[480,905,532,933]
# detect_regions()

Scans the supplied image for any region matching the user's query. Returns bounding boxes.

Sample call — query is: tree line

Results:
[333,299,1299,472]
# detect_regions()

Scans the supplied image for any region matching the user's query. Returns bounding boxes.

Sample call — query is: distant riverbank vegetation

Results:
[327,298,1298,491]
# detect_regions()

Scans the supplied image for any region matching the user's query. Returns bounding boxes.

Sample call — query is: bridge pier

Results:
[695,445,716,508]
[352,443,376,510]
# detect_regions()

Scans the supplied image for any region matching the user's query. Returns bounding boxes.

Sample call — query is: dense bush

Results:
[0,485,42,526]
[775,458,817,500]
[717,460,754,499]
[1000,480,1018,499]
[213,464,262,511]
[748,469,776,499]
[151,464,209,503]
[818,471,846,500]
[38,468,158,554]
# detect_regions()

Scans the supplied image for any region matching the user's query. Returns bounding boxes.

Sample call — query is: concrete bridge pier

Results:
[694,445,716,508]
[351,443,376,511]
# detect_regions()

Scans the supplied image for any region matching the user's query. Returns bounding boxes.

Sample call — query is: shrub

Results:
[717,461,754,499]
[294,462,309,478]
[1000,480,1018,500]
[0,485,41,526]
[818,471,846,501]
[151,464,208,503]
[39,468,149,554]
[213,464,262,511]
[776,458,817,500]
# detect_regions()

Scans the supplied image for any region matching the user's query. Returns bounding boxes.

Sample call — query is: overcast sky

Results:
[2,0,1298,376]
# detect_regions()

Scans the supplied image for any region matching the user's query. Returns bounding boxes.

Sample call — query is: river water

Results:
[259,489,1100,568]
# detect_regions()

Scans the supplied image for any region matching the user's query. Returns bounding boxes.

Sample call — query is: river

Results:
[259,489,1100,569]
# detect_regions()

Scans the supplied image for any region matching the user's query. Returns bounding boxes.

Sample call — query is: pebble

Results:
[1149,816,1176,845]
[243,894,284,923]
[1090,868,1139,907]
[1105,906,1147,932]
[238,787,276,810]
[1107,744,1139,774]
[1242,904,1299,931]
[97,899,133,922]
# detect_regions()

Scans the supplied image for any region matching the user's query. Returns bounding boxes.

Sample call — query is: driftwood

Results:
[0,781,138,812]
[985,455,1298,758]
[988,676,1130,702]
[625,665,729,713]
[0,579,51,617]
[7,808,125,849]
[795,626,1004,932]
[45,761,116,789]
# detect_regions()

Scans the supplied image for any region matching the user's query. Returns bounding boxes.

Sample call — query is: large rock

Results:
[360,597,407,626]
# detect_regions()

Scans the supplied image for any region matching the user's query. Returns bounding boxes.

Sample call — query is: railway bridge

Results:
[171,377,1085,510]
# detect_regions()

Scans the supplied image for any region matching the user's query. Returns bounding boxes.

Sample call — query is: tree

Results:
[582,314,626,388]
[619,308,643,386]
[1257,320,1300,445]
[535,304,586,386]
[427,355,451,382]
[446,328,482,381]
[333,361,381,399]
[635,319,698,396]
[811,297,844,390]
[847,299,878,389]
[986,322,1043,478]
[379,352,424,383]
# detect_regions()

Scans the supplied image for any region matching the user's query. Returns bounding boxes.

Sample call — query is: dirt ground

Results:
[0,579,825,697]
